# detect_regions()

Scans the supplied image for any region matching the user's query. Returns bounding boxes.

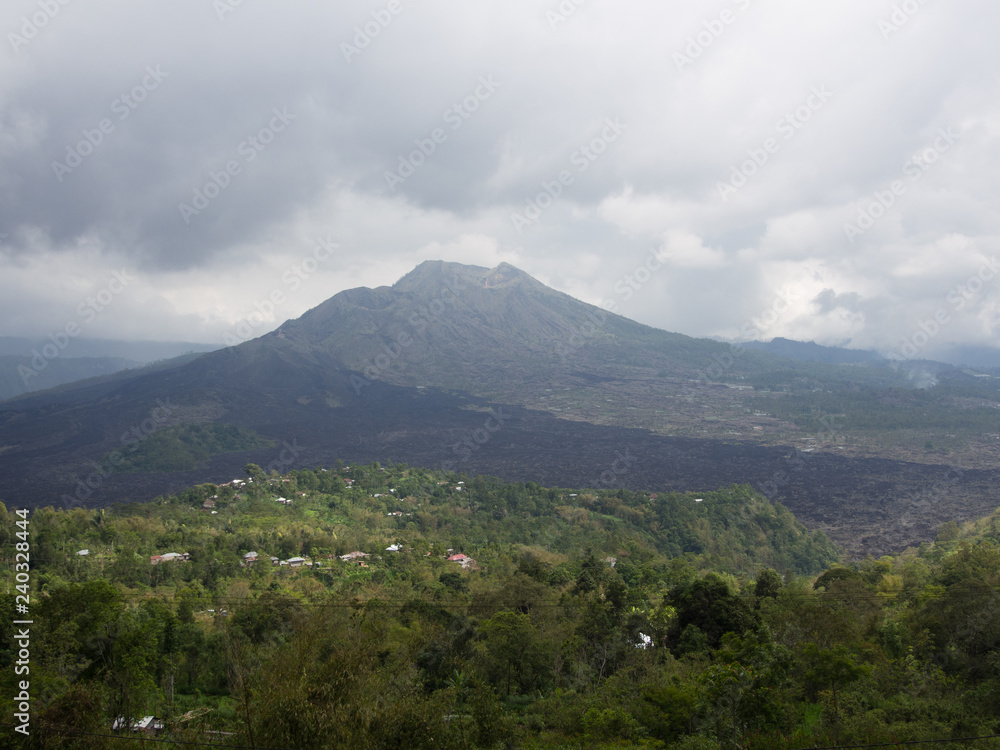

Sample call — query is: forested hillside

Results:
[2,464,999,748]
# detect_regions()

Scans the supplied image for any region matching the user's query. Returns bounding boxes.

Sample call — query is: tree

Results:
[699,628,792,748]
[754,568,783,602]
[635,682,698,741]
[439,571,467,592]
[103,607,162,731]
[813,566,864,591]
[700,661,760,750]
[444,669,472,747]
[230,591,304,645]
[937,520,960,543]
[35,580,123,681]
[243,463,265,484]
[669,574,759,653]
[475,610,551,696]
[572,550,607,595]
[801,643,869,739]
[38,684,111,749]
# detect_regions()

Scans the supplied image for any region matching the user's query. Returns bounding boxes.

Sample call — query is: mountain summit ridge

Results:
[388,259,553,301]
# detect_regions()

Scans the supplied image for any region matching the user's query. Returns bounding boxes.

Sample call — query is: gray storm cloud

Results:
[0,0,997,353]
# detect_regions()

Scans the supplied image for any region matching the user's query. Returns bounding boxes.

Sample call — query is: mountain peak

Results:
[483,262,538,289]
[392,260,486,294]
[392,260,544,294]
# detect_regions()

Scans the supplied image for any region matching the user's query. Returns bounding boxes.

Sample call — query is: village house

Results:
[339,551,370,567]
[339,551,369,561]
[447,553,478,569]
[112,716,164,734]
[150,552,190,565]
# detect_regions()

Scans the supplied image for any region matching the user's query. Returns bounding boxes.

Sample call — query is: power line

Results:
[0,721,293,750]
[5,722,1000,750]
[24,585,996,612]
[795,733,1000,750]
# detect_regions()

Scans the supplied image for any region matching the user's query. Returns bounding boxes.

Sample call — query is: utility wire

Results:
[4,722,1000,750]
[0,721,293,750]
[795,733,1000,750]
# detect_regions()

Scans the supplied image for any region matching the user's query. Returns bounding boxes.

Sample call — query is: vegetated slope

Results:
[29,464,840,578]
[8,464,1000,748]
[107,423,275,473]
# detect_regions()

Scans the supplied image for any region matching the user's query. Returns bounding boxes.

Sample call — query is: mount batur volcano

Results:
[1,260,997,557]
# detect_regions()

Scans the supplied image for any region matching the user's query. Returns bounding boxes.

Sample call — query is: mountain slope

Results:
[274,260,757,397]
[0,355,143,401]
[1,260,997,558]
[0,337,221,401]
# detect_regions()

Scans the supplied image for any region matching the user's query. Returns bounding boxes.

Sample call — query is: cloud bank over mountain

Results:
[1,0,997,362]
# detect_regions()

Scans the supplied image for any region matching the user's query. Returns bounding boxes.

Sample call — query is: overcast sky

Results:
[2,0,998,360]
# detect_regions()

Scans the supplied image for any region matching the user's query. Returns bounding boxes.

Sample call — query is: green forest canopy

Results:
[2,463,1000,749]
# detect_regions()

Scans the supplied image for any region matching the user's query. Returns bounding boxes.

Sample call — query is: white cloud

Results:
[660,230,727,269]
